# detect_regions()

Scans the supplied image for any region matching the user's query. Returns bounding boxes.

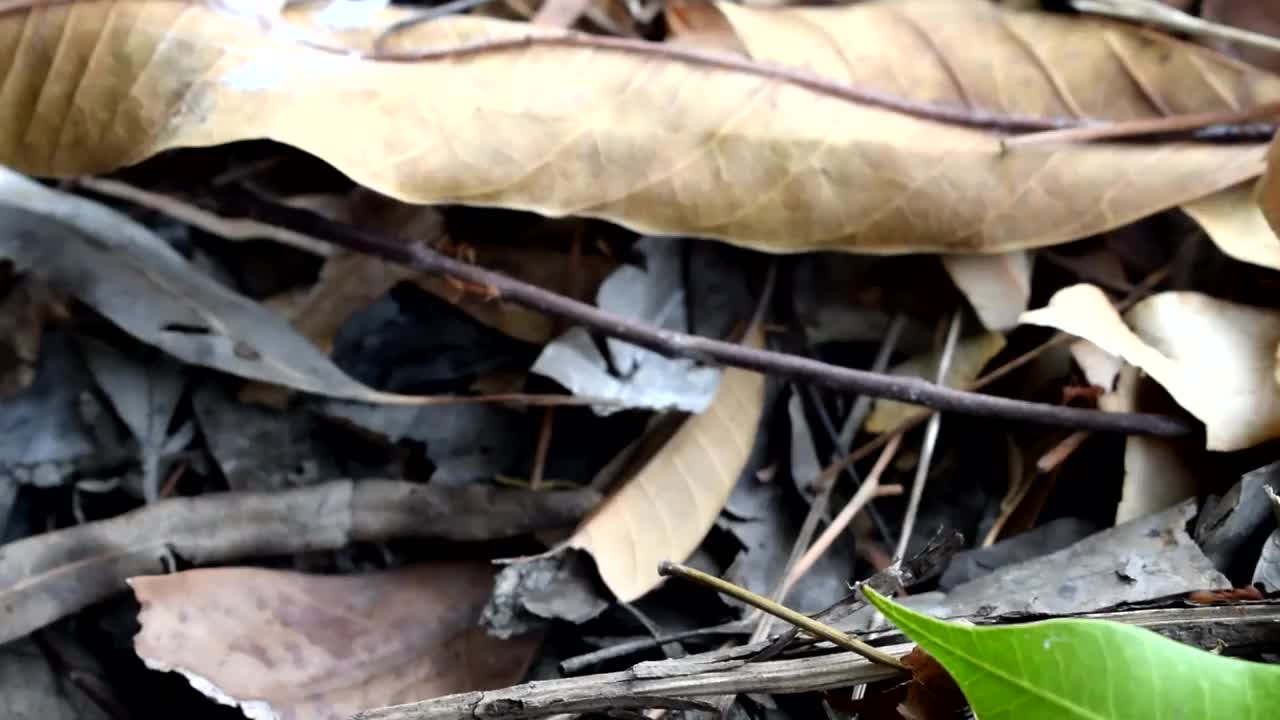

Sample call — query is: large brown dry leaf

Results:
[566,328,766,601]
[130,564,539,720]
[1181,181,1280,270]
[1020,284,1280,451]
[1,0,1277,253]
[0,168,427,404]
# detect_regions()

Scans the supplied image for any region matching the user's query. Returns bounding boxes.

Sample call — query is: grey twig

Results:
[0,480,599,645]
[215,194,1196,438]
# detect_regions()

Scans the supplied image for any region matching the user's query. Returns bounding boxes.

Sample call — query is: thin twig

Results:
[779,433,903,602]
[209,193,1195,437]
[1073,0,1280,55]
[1002,100,1280,147]
[657,562,906,671]
[812,263,1176,498]
[894,310,962,562]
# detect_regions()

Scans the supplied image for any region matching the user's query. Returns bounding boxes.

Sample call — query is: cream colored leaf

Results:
[566,328,766,601]
[1099,363,1200,524]
[1182,181,1280,270]
[0,0,1276,253]
[1020,284,1280,451]
[1069,338,1123,392]
[130,564,538,720]
[865,332,1007,434]
[941,251,1033,331]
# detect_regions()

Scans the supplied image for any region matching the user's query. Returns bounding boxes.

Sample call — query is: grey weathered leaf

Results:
[80,340,185,502]
[0,167,428,403]
[532,238,722,414]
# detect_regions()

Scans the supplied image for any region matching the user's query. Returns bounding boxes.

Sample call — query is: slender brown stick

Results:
[778,433,903,602]
[657,562,906,671]
[210,194,1195,437]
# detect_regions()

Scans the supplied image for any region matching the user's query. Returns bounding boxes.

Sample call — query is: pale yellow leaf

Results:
[865,332,1007,434]
[566,327,766,601]
[129,564,538,720]
[1020,284,1280,451]
[0,0,1275,253]
[941,251,1033,331]
[1182,181,1280,270]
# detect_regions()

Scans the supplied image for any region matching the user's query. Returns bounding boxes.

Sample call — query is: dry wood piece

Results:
[0,480,600,646]
[355,602,1280,720]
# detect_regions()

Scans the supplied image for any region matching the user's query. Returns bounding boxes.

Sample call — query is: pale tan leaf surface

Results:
[941,250,1033,331]
[1181,181,1280,270]
[0,168,430,404]
[1100,363,1201,524]
[1,0,1277,254]
[1257,134,1280,239]
[1020,284,1280,451]
[130,564,539,720]
[865,331,1007,433]
[566,328,766,601]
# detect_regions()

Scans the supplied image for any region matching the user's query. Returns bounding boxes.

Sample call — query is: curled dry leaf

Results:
[566,327,766,601]
[1104,363,1201,524]
[130,564,539,720]
[940,251,1033,331]
[1181,181,1280,270]
[0,0,1276,253]
[865,332,1006,434]
[1020,284,1280,451]
[0,168,435,404]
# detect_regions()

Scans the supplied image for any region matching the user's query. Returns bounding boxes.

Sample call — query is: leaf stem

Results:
[658,561,906,671]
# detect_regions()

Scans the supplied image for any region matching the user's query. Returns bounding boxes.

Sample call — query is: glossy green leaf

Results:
[863,586,1280,719]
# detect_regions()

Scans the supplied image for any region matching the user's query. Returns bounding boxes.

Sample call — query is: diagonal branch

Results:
[210,192,1197,438]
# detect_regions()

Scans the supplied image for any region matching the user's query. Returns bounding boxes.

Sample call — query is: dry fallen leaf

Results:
[1020,284,1280,451]
[130,563,539,720]
[1,0,1276,253]
[941,251,1033,331]
[1181,181,1280,270]
[865,331,1007,434]
[1099,362,1201,524]
[0,168,433,404]
[566,327,766,601]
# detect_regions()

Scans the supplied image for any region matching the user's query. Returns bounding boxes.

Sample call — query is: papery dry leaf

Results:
[565,327,766,601]
[665,0,747,53]
[1020,284,1280,451]
[1257,136,1280,239]
[941,251,1033,331]
[130,564,539,720]
[1098,362,1200,524]
[1182,181,1280,270]
[1,0,1276,254]
[865,332,1006,433]
[0,168,431,404]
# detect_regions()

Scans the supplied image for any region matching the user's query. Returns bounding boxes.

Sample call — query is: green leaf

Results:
[862,586,1280,719]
